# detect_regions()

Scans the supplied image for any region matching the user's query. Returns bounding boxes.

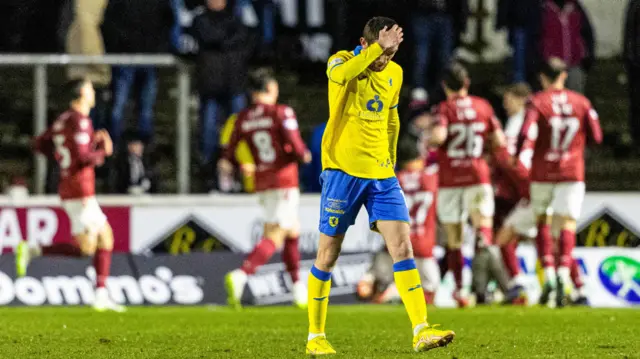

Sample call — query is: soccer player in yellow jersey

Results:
[305,17,455,355]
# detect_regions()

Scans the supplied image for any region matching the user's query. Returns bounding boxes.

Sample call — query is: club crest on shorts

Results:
[329,216,339,227]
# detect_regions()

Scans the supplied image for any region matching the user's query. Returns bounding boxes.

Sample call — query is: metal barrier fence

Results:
[0,54,192,194]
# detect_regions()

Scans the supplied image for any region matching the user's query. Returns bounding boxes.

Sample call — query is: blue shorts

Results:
[319,170,410,236]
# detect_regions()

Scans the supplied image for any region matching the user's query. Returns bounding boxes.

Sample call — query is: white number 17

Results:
[550,116,580,152]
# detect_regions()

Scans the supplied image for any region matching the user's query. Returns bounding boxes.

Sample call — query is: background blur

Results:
[0,0,636,195]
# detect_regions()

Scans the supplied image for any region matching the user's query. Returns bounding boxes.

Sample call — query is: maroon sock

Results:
[478,226,494,246]
[447,249,464,289]
[559,230,575,268]
[240,237,277,275]
[93,249,112,288]
[282,236,301,283]
[500,239,520,278]
[41,243,82,257]
[535,224,554,268]
[570,257,583,289]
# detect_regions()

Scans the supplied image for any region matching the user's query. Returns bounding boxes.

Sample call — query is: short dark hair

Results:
[64,78,89,103]
[505,82,532,99]
[247,67,276,93]
[540,57,567,82]
[396,135,421,166]
[363,17,397,44]
[442,62,469,92]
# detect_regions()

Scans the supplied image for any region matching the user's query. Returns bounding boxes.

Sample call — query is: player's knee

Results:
[97,224,114,251]
[316,236,342,270]
[536,214,550,226]
[558,217,577,232]
[387,238,413,262]
[75,236,97,256]
[264,224,286,249]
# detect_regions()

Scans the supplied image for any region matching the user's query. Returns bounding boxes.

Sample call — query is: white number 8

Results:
[53,135,71,169]
[252,131,276,163]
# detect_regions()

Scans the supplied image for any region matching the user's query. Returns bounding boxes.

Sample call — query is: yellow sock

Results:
[393,259,428,328]
[308,266,332,334]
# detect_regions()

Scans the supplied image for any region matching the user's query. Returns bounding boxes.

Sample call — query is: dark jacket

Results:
[102,0,173,53]
[191,9,252,97]
[624,0,640,67]
[412,0,469,34]
[496,0,542,34]
[539,0,595,70]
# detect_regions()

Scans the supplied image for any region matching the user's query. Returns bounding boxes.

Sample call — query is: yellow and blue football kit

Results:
[318,43,409,236]
[307,44,456,355]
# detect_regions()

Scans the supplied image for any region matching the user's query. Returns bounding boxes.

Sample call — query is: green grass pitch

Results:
[0,305,638,358]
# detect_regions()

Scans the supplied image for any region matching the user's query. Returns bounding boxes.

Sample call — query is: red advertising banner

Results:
[0,206,130,253]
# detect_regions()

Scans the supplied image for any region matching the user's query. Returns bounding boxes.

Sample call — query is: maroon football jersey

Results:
[223,103,308,192]
[34,109,105,200]
[436,95,502,187]
[397,167,437,254]
[522,89,602,183]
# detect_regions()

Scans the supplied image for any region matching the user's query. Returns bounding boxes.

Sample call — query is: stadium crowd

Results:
[1,0,628,196]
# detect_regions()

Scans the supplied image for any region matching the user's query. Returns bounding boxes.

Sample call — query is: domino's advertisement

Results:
[0,193,638,307]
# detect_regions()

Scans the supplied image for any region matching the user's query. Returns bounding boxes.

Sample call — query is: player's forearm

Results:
[328,43,384,84]
[77,149,106,166]
[387,112,400,165]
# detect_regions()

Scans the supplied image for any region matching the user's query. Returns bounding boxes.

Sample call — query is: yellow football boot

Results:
[306,336,336,355]
[412,325,455,352]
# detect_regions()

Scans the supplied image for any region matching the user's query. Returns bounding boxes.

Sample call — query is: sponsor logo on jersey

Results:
[329,216,339,227]
[366,95,384,113]
[598,256,640,304]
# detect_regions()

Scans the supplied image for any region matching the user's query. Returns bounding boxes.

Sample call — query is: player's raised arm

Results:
[327,24,403,85]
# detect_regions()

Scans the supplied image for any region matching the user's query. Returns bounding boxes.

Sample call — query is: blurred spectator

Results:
[102,0,173,145]
[410,0,468,101]
[192,0,251,166]
[111,131,157,195]
[5,176,29,201]
[63,0,111,130]
[624,0,640,146]
[539,0,594,93]
[496,0,543,84]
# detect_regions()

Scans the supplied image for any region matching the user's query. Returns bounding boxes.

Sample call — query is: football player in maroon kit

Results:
[18,78,124,312]
[429,63,507,307]
[219,68,312,309]
[521,58,602,307]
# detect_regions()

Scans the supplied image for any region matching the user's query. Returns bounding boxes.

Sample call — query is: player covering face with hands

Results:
[306,17,454,355]
[22,79,124,313]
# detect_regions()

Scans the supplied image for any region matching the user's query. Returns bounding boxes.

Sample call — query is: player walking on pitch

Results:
[306,17,454,355]
[521,58,602,307]
[20,79,125,312]
[220,68,312,309]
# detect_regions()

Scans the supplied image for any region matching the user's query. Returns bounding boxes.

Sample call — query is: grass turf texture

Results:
[0,306,638,359]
